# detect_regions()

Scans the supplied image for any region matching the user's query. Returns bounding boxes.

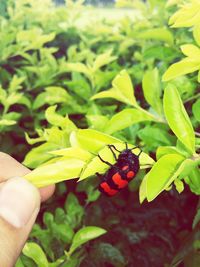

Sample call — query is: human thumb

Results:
[0,177,40,267]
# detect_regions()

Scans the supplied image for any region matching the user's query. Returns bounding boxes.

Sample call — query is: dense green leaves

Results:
[163,84,195,154]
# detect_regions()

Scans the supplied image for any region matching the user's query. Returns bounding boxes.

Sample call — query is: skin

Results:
[0,152,55,267]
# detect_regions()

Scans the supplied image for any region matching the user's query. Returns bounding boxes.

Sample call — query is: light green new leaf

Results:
[91,70,137,106]
[104,108,155,134]
[0,119,16,126]
[24,159,85,187]
[68,226,107,255]
[66,62,90,77]
[145,154,185,201]
[137,28,174,45]
[139,175,148,204]
[162,58,200,82]
[193,25,200,46]
[22,242,48,267]
[93,50,117,71]
[142,68,163,115]
[169,1,200,28]
[33,87,70,110]
[50,147,92,161]
[45,105,77,130]
[156,146,183,159]
[70,129,120,153]
[79,143,154,181]
[163,84,195,153]
[174,179,184,193]
[181,44,200,58]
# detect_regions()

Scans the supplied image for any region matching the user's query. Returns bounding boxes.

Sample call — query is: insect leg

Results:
[108,144,121,153]
[108,145,118,161]
[98,154,113,167]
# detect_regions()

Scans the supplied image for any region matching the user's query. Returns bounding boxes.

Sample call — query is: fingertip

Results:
[39,184,55,202]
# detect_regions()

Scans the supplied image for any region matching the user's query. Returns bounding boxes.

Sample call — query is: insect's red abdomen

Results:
[99,182,118,196]
[127,171,135,179]
[112,172,128,189]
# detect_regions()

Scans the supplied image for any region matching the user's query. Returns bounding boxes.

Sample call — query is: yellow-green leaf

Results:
[104,108,155,134]
[91,70,137,106]
[146,154,185,201]
[163,84,195,153]
[162,58,200,82]
[24,159,84,187]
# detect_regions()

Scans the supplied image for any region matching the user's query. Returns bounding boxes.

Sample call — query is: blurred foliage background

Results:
[0,0,199,266]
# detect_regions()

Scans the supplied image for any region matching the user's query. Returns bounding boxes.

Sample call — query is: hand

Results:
[0,152,55,267]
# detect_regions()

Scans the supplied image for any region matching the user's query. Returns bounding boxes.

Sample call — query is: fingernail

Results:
[0,177,40,228]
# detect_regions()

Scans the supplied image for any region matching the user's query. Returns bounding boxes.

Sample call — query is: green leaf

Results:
[104,108,155,134]
[45,105,77,130]
[86,115,109,131]
[185,166,200,195]
[15,258,25,267]
[169,1,200,28]
[193,25,200,46]
[22,242,48,267]
[91,70,137,106]
[93,50,117,71]
[156,146,183,159]
[68,226,107,255]
[139,175,148,204]
[70,129,120,153]
[145,154,185,201]
[50,147,92,161]
[162,58,200,82]
[24,158,85,187]
[33,87,70,109]
[65,193,84,229]
[66,62,90,77]
[0,119,16,126]
[23,142,59,168]
[174,179,184,193]
[137,28,174,45]
[192,99,200,122]
[181,44,200,58]
[142,68,163,115]
[79,142,154,181]
[163,84,195,153]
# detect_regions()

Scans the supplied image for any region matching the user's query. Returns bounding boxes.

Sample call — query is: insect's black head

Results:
[118,149,139,162]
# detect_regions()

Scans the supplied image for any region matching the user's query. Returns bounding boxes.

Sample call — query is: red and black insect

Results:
[97,143,142,197]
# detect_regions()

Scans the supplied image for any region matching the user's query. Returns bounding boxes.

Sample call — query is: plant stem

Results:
[136,105,166,123]
[184,93,200,104]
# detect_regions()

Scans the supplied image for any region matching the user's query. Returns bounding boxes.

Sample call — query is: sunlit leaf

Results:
[163,84,195,153]
[137,28,174,45]
[91,70,137,106]
[24,159,85,187]
[104,108,155,134]
[145,154,185,201]
[162,58,200,82]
